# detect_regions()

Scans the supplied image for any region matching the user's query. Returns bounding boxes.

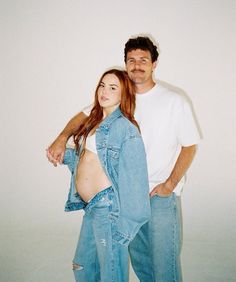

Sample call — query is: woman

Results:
[59,69,150,282]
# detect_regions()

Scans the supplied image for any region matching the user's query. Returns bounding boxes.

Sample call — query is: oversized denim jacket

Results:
[63,107,151,246]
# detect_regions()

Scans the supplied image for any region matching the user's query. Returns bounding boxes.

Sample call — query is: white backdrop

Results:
[1,0,236,281]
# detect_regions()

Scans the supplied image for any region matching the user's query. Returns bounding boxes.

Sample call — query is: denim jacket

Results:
[63,107,151,245]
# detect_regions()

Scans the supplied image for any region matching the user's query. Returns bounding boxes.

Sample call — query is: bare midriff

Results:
[76,149,111,203]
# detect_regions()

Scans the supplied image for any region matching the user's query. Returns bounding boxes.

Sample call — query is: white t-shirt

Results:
[83,84,200,195]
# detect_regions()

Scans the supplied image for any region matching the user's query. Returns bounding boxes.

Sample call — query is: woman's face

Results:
[98,74,121,114]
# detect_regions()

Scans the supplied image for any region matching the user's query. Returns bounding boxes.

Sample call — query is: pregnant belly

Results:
[76,149,111,202]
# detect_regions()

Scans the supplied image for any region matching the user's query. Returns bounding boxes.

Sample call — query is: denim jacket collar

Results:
[98,107,122,131]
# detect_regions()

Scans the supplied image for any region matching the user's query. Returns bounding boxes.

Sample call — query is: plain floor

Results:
[1,230,235,282]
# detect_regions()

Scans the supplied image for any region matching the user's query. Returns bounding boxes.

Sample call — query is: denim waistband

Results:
[84,186,113,212]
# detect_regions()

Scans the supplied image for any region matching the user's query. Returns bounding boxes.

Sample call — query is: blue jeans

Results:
[73,187,129,282]
[129,193,182,282]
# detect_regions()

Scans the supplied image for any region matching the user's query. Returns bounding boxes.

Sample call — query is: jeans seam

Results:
[173,201,178,282]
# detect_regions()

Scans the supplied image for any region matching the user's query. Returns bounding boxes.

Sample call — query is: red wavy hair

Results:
[73,69,139,153]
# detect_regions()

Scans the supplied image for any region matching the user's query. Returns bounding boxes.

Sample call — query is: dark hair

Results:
[124,36,159,63]
[73,69,139,154]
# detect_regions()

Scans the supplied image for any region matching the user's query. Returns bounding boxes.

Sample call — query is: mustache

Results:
[131,69,145,73]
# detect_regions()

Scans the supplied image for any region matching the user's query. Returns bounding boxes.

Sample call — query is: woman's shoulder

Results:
[112,115,141,138]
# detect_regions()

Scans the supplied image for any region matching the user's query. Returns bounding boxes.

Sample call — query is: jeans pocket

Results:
[155,192,174,198]
[109,211,119,222]
[152,192,176,210]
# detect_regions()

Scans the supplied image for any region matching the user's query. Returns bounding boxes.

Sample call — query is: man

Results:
[47,36,200,281]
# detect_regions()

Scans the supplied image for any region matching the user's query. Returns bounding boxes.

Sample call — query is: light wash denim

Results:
[62,107,151,281]
[63,107,151,245]
[129,193,183,282]
[73,187,129,282]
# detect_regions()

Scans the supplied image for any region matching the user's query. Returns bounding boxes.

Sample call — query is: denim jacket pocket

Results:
[107,146,120,172]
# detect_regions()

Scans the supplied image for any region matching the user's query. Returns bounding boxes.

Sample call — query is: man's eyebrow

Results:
[127,56,149,60]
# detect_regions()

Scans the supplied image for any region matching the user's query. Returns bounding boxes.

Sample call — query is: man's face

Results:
[126,49,156,85]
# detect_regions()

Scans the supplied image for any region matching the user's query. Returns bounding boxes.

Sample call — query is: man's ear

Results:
[152,61,157,71]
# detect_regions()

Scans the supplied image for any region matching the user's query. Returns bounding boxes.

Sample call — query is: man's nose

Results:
[134,61,141,69]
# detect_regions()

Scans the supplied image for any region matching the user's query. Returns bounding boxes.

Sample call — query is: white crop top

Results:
[85,134,97,154]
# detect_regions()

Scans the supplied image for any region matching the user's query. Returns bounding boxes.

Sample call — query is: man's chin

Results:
[131,78,145,84]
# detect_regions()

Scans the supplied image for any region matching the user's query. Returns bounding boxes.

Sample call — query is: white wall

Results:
[1,0,235,281]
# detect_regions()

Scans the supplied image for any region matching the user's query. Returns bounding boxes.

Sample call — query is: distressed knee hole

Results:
[73,263,84,271]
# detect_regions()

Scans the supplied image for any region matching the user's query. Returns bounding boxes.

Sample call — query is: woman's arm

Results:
[47,112,86,166]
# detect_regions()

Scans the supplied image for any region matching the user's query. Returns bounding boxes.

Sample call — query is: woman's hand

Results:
[46,135,67,166]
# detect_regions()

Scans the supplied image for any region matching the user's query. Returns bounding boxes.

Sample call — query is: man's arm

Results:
[149,145,197,197]
[46,112,87,166]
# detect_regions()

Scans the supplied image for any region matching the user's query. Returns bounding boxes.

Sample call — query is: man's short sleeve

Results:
[176,99,201,146]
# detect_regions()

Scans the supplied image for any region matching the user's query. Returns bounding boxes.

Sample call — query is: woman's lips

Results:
[101,96,109,101]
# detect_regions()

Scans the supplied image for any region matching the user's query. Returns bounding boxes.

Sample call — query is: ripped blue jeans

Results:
[73,187,129,282]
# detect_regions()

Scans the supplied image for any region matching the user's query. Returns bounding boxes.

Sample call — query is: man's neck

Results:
[135,80,156,94]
